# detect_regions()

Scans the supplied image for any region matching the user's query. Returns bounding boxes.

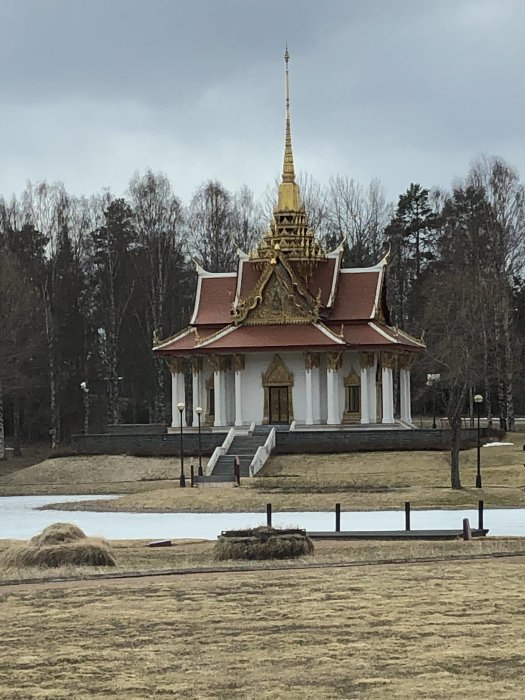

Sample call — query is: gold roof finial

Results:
[283,44,295,184]
[277,45,301,211]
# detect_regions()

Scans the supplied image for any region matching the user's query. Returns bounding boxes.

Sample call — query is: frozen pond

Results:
[1,495,525,540]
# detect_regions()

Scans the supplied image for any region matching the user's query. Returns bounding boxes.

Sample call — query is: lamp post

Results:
[80,382,90,435]
[196,406,203,476]
[177,402,186,487]
[426,373,441,429]
[474,393,483,488]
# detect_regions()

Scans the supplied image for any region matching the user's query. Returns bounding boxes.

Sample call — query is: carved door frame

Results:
[343,367,361,424]
[262,354,294,425]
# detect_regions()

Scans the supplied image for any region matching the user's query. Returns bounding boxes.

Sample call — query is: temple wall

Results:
[241,351,307,424]
[242,352,270,423]
[225,350,374,425]
[287,352,307,423]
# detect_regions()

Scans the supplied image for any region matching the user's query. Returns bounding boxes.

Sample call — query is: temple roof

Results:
[153,49,425,358]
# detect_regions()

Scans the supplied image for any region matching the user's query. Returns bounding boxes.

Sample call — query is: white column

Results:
[170,358,186,427]
[192,358,204,427]
[311,366,321,423]
[326,353,342,425]
[305,368,314,425]
[368,359,377,423]
[327,370,338,425]
[171,371,179,428]
[234,354,245,427]
[213,369,225,427]
[234,371,242,426]
[400,368,412,423]
[382,366,395,424]
[360,366,370,424]
[177,372,186,426]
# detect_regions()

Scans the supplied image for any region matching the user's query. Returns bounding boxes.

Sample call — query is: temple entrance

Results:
[269,386,290,424]
[262,354,294,425]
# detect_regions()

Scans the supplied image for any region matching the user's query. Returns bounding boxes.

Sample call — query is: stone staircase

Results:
[211,434,269,478]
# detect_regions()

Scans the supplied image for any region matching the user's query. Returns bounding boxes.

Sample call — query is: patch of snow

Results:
[482,442,514,447]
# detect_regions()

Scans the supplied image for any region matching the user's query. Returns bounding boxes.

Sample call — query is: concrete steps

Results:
[210,433,269,478]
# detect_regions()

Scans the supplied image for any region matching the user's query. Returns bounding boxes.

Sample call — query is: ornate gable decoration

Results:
[262,354,294,386]
[232,257,320,326]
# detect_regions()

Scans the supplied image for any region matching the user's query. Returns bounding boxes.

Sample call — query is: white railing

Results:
[249,427,276,477]
[248,421,256,435]
[206,427,236,476]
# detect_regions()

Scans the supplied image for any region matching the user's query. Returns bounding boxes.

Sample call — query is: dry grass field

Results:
[1,435,524,513]
[1,536,525,583]
[1,555,524,698]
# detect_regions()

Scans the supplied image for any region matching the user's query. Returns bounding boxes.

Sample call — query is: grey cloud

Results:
[1,0,524,204]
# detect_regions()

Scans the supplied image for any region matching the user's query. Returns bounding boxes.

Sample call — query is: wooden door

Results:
[269,386,289,424]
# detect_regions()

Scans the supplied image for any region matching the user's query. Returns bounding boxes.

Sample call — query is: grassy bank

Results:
[1,553,524,697]
[1,436,524,512]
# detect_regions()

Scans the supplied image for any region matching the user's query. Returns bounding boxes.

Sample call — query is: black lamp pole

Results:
[178,403,186,487]
[196,407,203,476]
[475,394,483,488]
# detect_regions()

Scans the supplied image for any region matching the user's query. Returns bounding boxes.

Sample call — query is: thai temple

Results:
[154,49,424,430]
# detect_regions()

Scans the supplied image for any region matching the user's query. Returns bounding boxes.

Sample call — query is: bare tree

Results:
[128,170,186,422]
[326,175,391,264]
[188,180,236,272]
[230,185,265,254]
[468,156,525,430]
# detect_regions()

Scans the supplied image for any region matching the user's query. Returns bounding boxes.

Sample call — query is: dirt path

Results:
[2,549,525,595]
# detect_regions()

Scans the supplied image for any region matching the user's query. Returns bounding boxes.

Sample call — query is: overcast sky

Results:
[1,0,525,206]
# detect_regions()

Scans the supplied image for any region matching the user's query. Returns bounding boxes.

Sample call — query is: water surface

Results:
[1,495,524,540]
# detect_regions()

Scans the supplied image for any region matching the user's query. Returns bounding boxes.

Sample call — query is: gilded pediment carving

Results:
[232,257,320,326]
[262,354,294,386]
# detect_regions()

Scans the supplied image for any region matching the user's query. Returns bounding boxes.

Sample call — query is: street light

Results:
[426,373,441,429]
[177,402,186,487]
[196,406,203,476]
[474,393,483,488]
[80,382,89,435]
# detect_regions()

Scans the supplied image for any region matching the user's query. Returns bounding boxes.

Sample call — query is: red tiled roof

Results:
[322,321,424,350]
[305,258,337,307]
[191,275,236,325]
[155,256,424,356]
[155,327,219,353]
[330,270,381,321]
[198,323,344,351]
[237,260,261,298]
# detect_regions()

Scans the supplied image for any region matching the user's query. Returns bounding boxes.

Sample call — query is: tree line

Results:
[1,157,524,486]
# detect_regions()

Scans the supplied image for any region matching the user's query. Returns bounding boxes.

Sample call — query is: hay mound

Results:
[1,522,116,570]
[30,522,86,546]
[1,539,116,569]
[214,526,314,561]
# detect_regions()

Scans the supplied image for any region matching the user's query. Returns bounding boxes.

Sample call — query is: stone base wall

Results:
[71,432,226,456]
[274,428,501,454]
[71,427,503,456]
[107,424,167,435]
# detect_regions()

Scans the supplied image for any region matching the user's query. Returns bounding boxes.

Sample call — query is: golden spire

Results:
[278,45,301,211]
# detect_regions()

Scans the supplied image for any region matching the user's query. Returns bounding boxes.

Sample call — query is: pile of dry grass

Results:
[30,522,86,546]
[1,522,116,569]
[214,526,314,561]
